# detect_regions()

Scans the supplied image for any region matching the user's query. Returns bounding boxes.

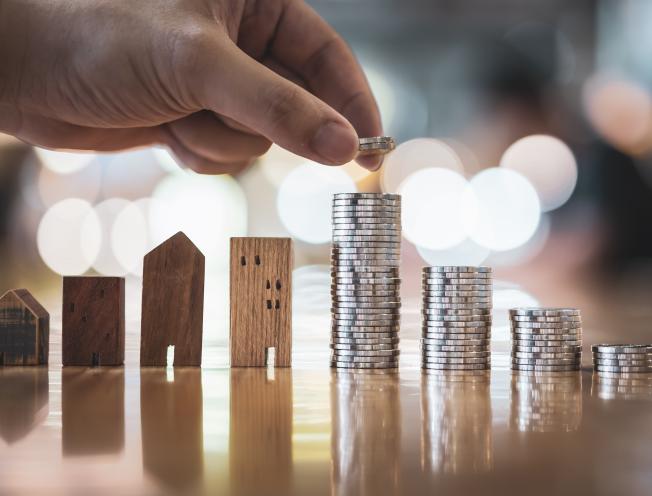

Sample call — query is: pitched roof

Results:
[0,289,49,318]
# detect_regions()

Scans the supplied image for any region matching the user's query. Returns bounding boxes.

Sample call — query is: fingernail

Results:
[311,121,358,165]
[356,154,384,171]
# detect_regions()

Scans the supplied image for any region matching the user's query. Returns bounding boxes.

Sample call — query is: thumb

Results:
[192,38,359,165]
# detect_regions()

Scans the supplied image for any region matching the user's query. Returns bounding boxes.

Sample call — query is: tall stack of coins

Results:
[592,344,652,375]
[509,308,582,372]
[421,266,492,371]
[330,193,401,369]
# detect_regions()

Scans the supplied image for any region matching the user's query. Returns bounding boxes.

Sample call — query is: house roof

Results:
[0,289,49,319]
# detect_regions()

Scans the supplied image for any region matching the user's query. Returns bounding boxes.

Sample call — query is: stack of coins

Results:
[592,344,652,375]
[509,308,582,372]
[330,193,401,369]
[357,136,396,156]
[421,266,492,371]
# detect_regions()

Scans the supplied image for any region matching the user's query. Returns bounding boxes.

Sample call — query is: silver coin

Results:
[332,205,401,213]
[332,299,401,306]
[423,296,492,304]
[333,261,400,269]
[332,249,402,257]
[420,348,490,357]
[423,266,492,273]
[332,265,399,272]
[334,192,400,200]
[331,361,398,369]
[511,327,582,335]
[513,339,582,348]
[332,305,400,313]
[331,342,398,350]
[332,253,401,260]
[422,332,490,341]
[332,325,400,332]
[423,272,491,280]
[331,217,400,223]
[422,320,491,328]
[422,356,490,364]
[512,357,580,365]
[423,325,491,334]
[421,344,489,353]
[423,284,492,291]
[331,353,400,363]
[422,290,492,297]
[422,279,493,286]
[511,315,582,323]
[332,228,400,235]
[513,351,581,359]
[423,303,492,310]
[422,363,490,370]
[333,241,401,248]
[593,365,650,373]
[592,352,649,360]
[358,136,396,145]
[593,358,649,366]
[332,349,400,358]
[422,338,490,347]
[513,345,581,353]
[591,344,652,354]
[332,284,401,292]
[511,364,580,372]
[510,321,582,329]
[332,335,398,343]
[332,291,400,298]
[334,319,399,326]
[333,198,401,205]
[333,237,402,244]
[331,337,399,345]
[422,308,491,316]
[509,308,581,316]
[332,222,401,229]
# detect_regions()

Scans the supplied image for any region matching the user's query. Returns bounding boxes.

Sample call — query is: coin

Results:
[422,320,491,328]
[509,308,581,316]
[332,291,400,298]
[513,351,581,359]
[423,284,492,291]
[332,205,401,212]
[593,358,649,366]
[330,361,398,369]
[422,363,490,370]
[332,198,401,205]
[357,137,396,155]
[332,284,401,291]
[591,344,652,354]
[422,278,493,286]
[332,301,401,308]
[510,321,582,329]
[593,365,650,373]
[332,331,398,339]
[592,352,649,360]
[423,266,491,273]
[423,325,491,334]
[332,348,400,357]
[331,342,398,350]
[423,296,492,304]
[422,332,490,340]
[513,339,582,347]
[420,348,490,357]
[332,246,401,253]
[513,345,581,353]
[512,357,580,365]
[421,343,489,352]
[333,241,401,248]
[511,364,580,371]
[334,318,399,326]
[511,327,582,336]
[511,315,582,323]
[331,337,399,345]
[422,338,490,346]
[334,192,400,199]
[423,303,492,310]
[423,290,492,297]
[331,353,400,363]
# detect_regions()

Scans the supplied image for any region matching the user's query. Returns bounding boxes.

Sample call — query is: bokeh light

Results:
[277,162,356,244]
[92,198,132,276]
[37,198,101,275]
[463,168,541,251]
[486,213,551,266]
[583,75,652,154]
[400,168,470,250]
[416,238,490,267]
[259,144,306,187]
[111,198,153,276]
[500,135,578,211]
[36,162,102,207]
[382,138,464,193]
[34,148,97,174]
[150,172,247,259]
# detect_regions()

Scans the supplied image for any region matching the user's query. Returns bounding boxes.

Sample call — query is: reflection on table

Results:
[330,370,401,496]
[140,368,203,493]
[421,370,492,475]
[62,367,124,455]
[229,368,293,496]
[0,367,48,444]
[510,371,582,432]
[591,372,652,401]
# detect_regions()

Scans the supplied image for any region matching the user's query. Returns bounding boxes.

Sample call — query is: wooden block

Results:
[141,232,205,367]
[0,368,48,444]
[141,369,203,491]
[62,368,124,455]
[230,237,293,367]
[0,289,49,366]
[230,368,292,495]
[62,277,125,367]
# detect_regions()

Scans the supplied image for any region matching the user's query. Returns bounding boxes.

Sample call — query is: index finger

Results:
[269,0,384,169]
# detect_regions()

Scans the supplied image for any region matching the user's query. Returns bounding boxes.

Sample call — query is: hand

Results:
[0,0,383,174]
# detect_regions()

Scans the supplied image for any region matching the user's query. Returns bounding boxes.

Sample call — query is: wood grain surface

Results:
[140,232,205,366]
[230,237,293,367]
[0,289,49,365]
[229,368,292,495]
[62,277,125,367]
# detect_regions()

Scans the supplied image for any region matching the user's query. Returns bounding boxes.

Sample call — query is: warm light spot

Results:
[400,168,470,250]
[34,148,97,174]
[416,238,490,267]
[277,162,356,244]
[382,138,464,193]
[500,135,577,212]
[259,144,306,187]
[92,198,132,276]
[37,199,101,275]
[463,168,541,251]
[111,198,153,276]
[583,75,652,154]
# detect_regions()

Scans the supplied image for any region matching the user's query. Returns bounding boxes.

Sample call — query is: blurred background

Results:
[1,0,652,348]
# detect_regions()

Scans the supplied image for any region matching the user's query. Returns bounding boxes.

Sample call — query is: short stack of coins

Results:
[421,266,492,371]
[592,344,652,375]
[330,193,401,369]
[509,308,582,372]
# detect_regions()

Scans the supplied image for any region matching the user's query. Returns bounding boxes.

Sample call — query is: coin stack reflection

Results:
[330,193,401,369]
[592,344,652,375]
[510,371,582,432]
[592,371,652,400]
[421,266,492,371]
[509,308,582,372]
